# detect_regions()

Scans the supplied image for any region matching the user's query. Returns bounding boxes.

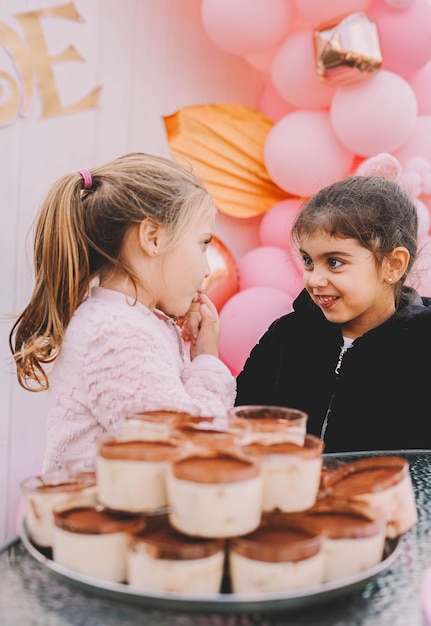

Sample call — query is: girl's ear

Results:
[387,247,410,282]
[137,218,162,256]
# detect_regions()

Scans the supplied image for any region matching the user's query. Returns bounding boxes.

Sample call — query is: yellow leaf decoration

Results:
[163,103,293,218]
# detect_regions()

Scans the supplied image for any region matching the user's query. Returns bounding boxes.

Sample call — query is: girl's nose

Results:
[204,255,211,278]
[307,269,328,288]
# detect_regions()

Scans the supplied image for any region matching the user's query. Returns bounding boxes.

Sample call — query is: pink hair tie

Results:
[77,169,92,190]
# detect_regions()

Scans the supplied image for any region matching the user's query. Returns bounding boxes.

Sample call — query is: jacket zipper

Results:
[320,346,348,440]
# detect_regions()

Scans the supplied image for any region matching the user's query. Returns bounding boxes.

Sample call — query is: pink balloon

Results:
[219,287,294,375]
[403,157,431,196]
[260,199,305,274]
[201,0,296,56]
[330,70,418,156]
[368,0,431,79]
[401,170,422,198]
[294,0,372,26]
[414,198,431,237]
[393,116,431,166]
[259,199,302,248]
[405,156,431,175]
[385,0,416,6]
[264,110,354,197]
[244,44,279,74]
[409,64,431,116]
[216,212,263,260]
[407,234,431,295]
[271,29,335,109]
[423,174,431,196]
[258,79,296,122]
[238,245,303,297]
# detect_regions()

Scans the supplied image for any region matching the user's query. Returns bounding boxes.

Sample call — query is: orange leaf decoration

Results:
[163,103,293,218]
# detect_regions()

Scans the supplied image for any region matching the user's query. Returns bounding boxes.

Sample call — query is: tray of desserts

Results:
[20,518,402,614]
[18,411,415,613]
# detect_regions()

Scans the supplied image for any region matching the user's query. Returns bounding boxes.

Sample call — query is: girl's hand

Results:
[180,292,221,360]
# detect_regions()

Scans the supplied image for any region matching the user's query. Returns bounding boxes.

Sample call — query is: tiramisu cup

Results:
[244,434,324,512]
[167,450,263,538]
[21,471,97,548]
[171,414,219,429]
[97,435,183,513]
[229,513,324,593]
[316,456,418,538]
[171,415,250,453]
[228,405,308,446]
[53,505,145,582]
[298,509,386,582]
[128,515,225,593]
[123,410,191,441]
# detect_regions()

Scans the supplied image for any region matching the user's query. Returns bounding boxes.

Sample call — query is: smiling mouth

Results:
[316,295,338,303]
[316,295,340,310]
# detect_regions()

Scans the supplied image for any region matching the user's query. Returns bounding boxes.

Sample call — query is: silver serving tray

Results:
[20,520,402,614]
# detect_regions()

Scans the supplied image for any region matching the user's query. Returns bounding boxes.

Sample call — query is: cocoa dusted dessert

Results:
[314,456,418,538]
[228,512,324,593]
[21,471,97,548]
[53,505,146,582]
[167,449,263,538]
[171,415,250,452]
[229,404,308,446]
[295,509,386,582]
[97,435,183,513]
[128,514,226,593]
[243,434,324,513]
[122,409,186,440]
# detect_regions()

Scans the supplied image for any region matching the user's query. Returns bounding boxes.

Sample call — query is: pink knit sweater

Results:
[42,287,236,473]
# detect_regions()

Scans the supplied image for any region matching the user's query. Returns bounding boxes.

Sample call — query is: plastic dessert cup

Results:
[167,449,263,538]
[128,514,225,593]
[97,434,183,513]
[243,434,324,512]
[171,414,251,452]
[21,471,97,548]
[123,410,192,440]
[296,509,386,582]
[229,512,324,593]
[316,456,418,538]
[53,505,146,582]
[229,405,308,446]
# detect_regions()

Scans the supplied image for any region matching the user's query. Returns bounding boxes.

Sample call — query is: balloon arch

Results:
[169,0,431,374]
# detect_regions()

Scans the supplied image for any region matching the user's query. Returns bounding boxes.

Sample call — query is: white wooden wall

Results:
[0,0,265,544]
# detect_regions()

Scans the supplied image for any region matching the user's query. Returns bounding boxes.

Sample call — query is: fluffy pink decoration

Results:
[355,153,402,182]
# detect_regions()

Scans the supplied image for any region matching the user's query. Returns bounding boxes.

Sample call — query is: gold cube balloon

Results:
[314,12,382,87]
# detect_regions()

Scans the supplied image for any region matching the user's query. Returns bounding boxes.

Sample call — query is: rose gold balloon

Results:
[314,12,382,87]
[204,236,239,311]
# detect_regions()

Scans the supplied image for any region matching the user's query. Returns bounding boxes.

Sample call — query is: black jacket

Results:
[235,287,431,453]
